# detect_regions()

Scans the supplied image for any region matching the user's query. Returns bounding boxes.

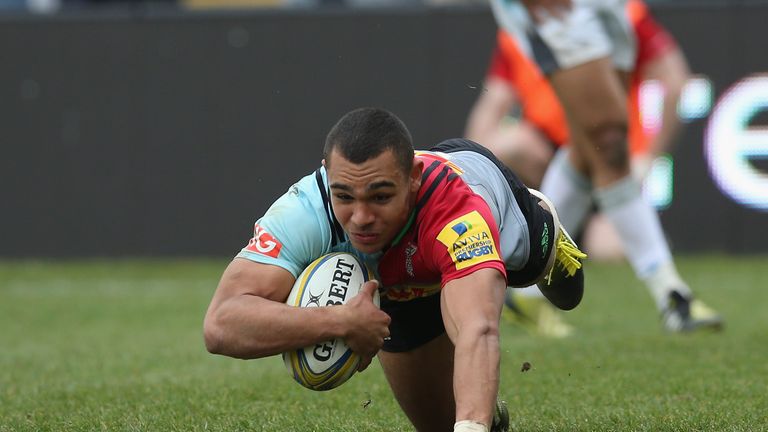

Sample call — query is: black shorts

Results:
[381,293,444,353]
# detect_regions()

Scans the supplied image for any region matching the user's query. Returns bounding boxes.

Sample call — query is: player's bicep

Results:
[474,78,518,122]
[209,258,296,312]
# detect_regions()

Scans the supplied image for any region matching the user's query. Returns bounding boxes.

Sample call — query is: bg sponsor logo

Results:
[245,223,283,258]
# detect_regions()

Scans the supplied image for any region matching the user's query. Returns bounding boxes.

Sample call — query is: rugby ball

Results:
[282,252,378,391]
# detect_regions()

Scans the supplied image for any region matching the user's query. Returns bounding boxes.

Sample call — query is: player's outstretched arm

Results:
[203,258,388,360]
[440,268,506,429]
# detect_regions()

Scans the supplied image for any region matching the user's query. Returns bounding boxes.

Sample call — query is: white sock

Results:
[514,285,542,298]
[454,420,488,432]
[593,176,690,309]
[540,148,593,235]
[644,260,691,309]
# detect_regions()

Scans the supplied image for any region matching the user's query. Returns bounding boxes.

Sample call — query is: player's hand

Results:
[341,280,391,372]
[521,0,572,22]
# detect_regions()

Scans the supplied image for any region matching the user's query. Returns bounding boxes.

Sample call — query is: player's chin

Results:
[350,242,383,254]
[349,234,384,254]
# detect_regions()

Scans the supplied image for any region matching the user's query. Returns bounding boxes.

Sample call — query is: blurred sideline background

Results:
[1,0,767,259]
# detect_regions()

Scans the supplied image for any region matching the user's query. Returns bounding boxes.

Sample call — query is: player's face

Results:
[326,148,421,254]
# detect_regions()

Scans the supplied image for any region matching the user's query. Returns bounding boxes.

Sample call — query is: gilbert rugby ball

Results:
[282,252,378,391]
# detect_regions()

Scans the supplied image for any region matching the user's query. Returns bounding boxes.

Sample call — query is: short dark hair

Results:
[323,107,414,175]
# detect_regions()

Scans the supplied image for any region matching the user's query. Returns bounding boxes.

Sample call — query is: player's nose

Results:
[350,203,375,226]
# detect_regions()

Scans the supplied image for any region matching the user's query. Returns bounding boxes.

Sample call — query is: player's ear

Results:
[409,157,423,192]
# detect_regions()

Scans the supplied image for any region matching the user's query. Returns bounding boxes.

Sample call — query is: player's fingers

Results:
[357,356,372,372]
[360,280,380,299]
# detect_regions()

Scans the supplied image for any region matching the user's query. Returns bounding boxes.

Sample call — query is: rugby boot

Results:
[662,290,724,332]
[490,399,510,432]
[537,224,586,311]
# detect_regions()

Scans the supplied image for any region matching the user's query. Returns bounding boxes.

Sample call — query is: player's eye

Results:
[334,193,354,202]
[371,194,392,203]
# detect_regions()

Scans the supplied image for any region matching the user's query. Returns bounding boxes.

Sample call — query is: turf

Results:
[1,256,766,431]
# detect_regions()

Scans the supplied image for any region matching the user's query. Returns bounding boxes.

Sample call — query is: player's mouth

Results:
[351,232,379,244]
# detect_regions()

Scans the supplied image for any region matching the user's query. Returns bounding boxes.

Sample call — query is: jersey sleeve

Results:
[236,172,331,278]
[419,176,507,287]
[633,4,679,69]
[486,31,514,84]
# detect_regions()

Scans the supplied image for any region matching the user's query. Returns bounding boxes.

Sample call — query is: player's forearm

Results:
[453,324,501,428]
[466,106,504,146]
[204,295,346,359]
[465,79,517,146]
[651,87,684,156]
[644,48,690,157]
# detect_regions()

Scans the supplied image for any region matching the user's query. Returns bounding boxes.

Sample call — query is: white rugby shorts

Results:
[490,0,637,73]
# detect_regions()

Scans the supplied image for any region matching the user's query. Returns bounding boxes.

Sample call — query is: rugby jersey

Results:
[236,151,507,302]
[377,151,507,301]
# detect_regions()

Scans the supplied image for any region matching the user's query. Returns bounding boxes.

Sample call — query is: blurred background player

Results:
[476,0,723,337]
[469,0,685,190]
[468,0,687,264]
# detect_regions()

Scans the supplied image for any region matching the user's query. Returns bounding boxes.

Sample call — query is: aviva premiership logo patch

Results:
[437,210,500,270]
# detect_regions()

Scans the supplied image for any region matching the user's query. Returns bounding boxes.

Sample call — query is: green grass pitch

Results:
[1,256,767,431]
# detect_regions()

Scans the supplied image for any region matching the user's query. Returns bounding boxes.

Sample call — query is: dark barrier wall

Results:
[1,4,767,257]
[0,8,497,257]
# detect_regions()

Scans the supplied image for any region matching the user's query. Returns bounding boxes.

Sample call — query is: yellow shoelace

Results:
[545,232,588,284]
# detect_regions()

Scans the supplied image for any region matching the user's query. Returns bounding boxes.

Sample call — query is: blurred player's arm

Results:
[203,258,388,369]
[466,76,553,187]
[465,77,518,146]
[630,4,692,178]
[440,268,506,428]
[643,46,690,159]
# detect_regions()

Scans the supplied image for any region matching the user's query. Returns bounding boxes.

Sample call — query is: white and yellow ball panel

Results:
[282,252,376,391]
[286,346,359,391]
